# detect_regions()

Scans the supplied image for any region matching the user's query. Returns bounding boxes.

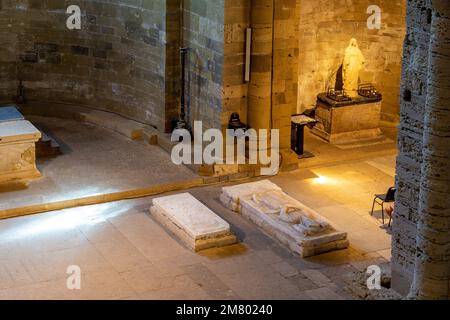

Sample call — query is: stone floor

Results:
[299,125,398,169]
[0,115,397,216]
[0,153,396,300]
[0,116,197,211]
[0,116,398,299]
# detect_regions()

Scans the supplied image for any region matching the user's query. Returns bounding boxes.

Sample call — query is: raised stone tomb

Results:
[221,180,349,258]
[312,94,383,144]
[0,119,42,184]
[150,193,238,252]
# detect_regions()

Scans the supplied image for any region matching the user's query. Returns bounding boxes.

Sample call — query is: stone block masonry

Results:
[392,0,450,299]
[223,0,250,131]
[0,0,299,151]
[0,0,176,132]
[183,0,225,131]
[226,0,299,152]
[391,0,430,295]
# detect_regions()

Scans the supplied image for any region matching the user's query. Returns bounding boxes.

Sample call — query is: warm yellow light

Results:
[312,175,329,185]
[310,174,344,186]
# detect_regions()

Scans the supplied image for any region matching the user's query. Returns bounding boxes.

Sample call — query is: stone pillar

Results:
[247,0,299,168]
[391,0,433,295]
[248,0,273,131]
[165,0,182,132]
[409,0,450,300]
[271,0,298,150]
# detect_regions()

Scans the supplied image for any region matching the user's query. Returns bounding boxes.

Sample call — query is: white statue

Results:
[343,38,366,98]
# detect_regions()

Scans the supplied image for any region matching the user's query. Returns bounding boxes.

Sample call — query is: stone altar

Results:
[150,193,238,252]
[310,38,382,144]
[311,93,382,144]
[221,180,348,258]
[0,119,42,183]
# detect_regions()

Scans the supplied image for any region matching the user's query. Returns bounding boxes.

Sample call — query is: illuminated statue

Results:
[343,38,366,98]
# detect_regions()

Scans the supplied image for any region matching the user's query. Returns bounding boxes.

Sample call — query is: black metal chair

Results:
[371,187,396,224]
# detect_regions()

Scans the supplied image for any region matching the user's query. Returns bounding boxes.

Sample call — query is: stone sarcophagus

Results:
[150,193,238,252]
[221,180,349,258]
[0,119,42,184]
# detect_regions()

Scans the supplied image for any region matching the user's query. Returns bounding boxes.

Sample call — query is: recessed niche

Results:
[403,89,412,102]
[427,9,432,24]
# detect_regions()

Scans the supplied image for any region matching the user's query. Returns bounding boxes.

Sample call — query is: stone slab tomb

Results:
[221,180,349,258]
[150,193,238,252]
[0,118,42,183]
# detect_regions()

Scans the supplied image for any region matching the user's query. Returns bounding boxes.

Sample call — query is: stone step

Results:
[80,110,146,141]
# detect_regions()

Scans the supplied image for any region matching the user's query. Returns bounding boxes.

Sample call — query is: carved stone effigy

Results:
[0,107,41,184]
[221,180,349,258]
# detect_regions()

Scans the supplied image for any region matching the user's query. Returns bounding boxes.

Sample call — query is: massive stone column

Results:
[271,0,298,152]
[248,0,273,132]
[247,0,298,169]
[409,0,450,299]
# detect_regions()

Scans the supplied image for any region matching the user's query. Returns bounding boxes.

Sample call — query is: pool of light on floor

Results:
[0,203,126,241]
[310,175,342,186]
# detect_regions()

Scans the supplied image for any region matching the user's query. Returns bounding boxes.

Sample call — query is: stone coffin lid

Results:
[0,106,24,123]
[0,120,41,144]
[152,193,231,240]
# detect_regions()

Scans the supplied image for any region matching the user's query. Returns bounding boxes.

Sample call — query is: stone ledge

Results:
[80,110,146,141]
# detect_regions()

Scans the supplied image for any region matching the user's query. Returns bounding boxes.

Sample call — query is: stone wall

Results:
[223,0,250,130]
[296,0,406,124]
[183,0,225,130]
[0,0,177,131]
[165,0,182,132]
[392,0,450,298]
